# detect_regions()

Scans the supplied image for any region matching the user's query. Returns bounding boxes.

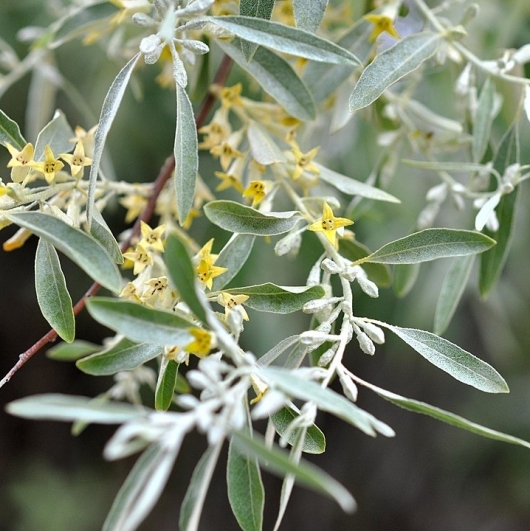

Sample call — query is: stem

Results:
[0,55,233,389]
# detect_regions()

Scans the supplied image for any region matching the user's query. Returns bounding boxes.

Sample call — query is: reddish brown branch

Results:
[0,54,233,389]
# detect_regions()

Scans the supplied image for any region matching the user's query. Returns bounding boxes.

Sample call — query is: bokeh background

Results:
[2,1,530,530]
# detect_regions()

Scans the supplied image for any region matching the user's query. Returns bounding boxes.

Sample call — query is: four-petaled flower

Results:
[31,145,64,184]
[210,140,243,171]
[185,327,214,358]
[215,171,244,193]
[243,180,270,207]
[364,14,401,43]
[307,201,354,248]
[217,292,249,321]
[4,142,35,183]
[195,239,227,290]
[59,141,92,178]
[139,221,166,252]
[292,144,320,181]
[123,243,154,275]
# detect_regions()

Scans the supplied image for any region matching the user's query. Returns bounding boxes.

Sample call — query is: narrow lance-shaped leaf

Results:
[165,234,207,323]
[34,109,74,160]
[209,16,360,65]
[239,0,275,61]
[293,0,328,33]
[76,338,163,376]
[6,211,122,293]
[232,430,356,513]
[47,340,100,361]
[155,357,179,412]
[175,84,198,225]
[86,297,194,346]
[212,233,255,292]
[247,121,286,165]
[204,200,301,236]
[472,77,495,163]
[381,324,509,393]
[392,263,420,298]
[434,255,475,335]
[91,207,124,264]
[227,283,325,314]
[354,376,530,451]
[87,53,140,228]
[216,38,316,121]
[0,108,26,149]
[349,32,441,112]
[35,238,75,343]
[480,124,520,298]
[357,228,496,265]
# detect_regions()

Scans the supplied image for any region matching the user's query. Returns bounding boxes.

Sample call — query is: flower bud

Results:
[357,276,379,298]
[356,331,375,355]
[361,322,385,344]
[321,258,341,274]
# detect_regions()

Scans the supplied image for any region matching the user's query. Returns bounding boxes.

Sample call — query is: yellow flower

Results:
[220,83,244,109]
[30,145,64,184]
[142,276,168,303]
[307,201,354,248]
[290,143,320,181]
[243,180,270,207]
[249,374,268,404]
[139,221,166,252]
[210,141,244,172]
[119,281,142,302]
[120,193,148,224]
[198,108,231,150]
[364,14,401,43]
[195,239,227,290]
[185,327,214,358]
[4,142,35,183]
[70,125,98,157]
[59,141,92,178]
[215,171,244,193]
[122,243,154,275]
[217,292,249,321]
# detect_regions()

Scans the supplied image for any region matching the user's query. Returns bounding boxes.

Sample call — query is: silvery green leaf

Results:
[175,84,198,225]
[6,211,122,293]
[155,357,179,411]
[232,430,356,513]
[392,263,420,298]
[34,109,74,160]
[209,16,360,65]
[103,443,178,531]
[472,77,495,163]
[0,108,26,149]
[247,121,286,165]
[211,233,255,291]
[317,164,400,203]
[76,338,163,376]
[293,0,328,32]
[239,0,275,61]
[358,378,530,450]
[359,228,496,265]
[226,283,325,314]
[403,159,495,174]
[47,340,100,361]
[90,207,124,264]
[383,325,509,393]
[227,437,264,531]
[35,238,75,342]
[263,367,395,437]
[86,297,194,346]
[349,32,441,112]
[216,38,315,121]
[258,335,300,367]
[434,255,475,335]
[87,53,140,228]
[6,393,146,423]
[204,200,301,236]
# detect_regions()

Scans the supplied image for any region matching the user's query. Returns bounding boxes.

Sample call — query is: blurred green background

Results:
[2,1,530,530]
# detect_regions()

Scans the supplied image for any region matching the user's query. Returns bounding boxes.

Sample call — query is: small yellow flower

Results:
[185,327,214,358]
[5,142,34,168]
[291,143,320,181]
[243,180,269,207]
[30,145,64,184]
[249,374,268,404]
[220,83,244,109]
[198,108,231,150]
[215,171,244,193]
[70,125,98,157]
[142,276,168,303]
[364,14,401,43]
[210,141,244,172]
[218,292,250,321]
[195,239,227,290]
[59,141,92,178]
[139,221,166,252]
[120,193,149,224]
[122,243,154,275]
[307,201,354,248]
[119,281,142,302]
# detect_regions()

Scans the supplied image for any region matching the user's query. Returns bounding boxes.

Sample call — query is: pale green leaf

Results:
[87,53,140,228]
[210,16,360,65]
[472,77,495,163]
[216,38,315,121]
[211,233,255,291]
[155,357,179,411]
[392,263,420,297]
[383,324,509,393]
[165,234,208,323]
[349,32,441,112]
[227,283,325,314]
[6,211,122,293]
[434,255,475,335]
[204,200,301,236]
[293,0,328,32]
[35,238,75,342]
[317,164,400,203]
[103,443,178,531]
[0,108,26,149]
[34,109,74,160]
[175,84,198,225]
[227,437,265,531]
[6,394,146,423]
[359,228,496,265]
[239,0,275,61]
[270,406,326,454]
[76,338,163,376]
[46,340,100,361]
[403,159,494,174]
[86,297,194,346]
[90,207,124,264]
[247,121,286,165]
[263,367,395,437]
[257,335,300,367]
[356,377,530,450]
[232,430,356,513]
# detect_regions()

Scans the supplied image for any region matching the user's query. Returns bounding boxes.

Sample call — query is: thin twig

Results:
[0,54,233,389]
